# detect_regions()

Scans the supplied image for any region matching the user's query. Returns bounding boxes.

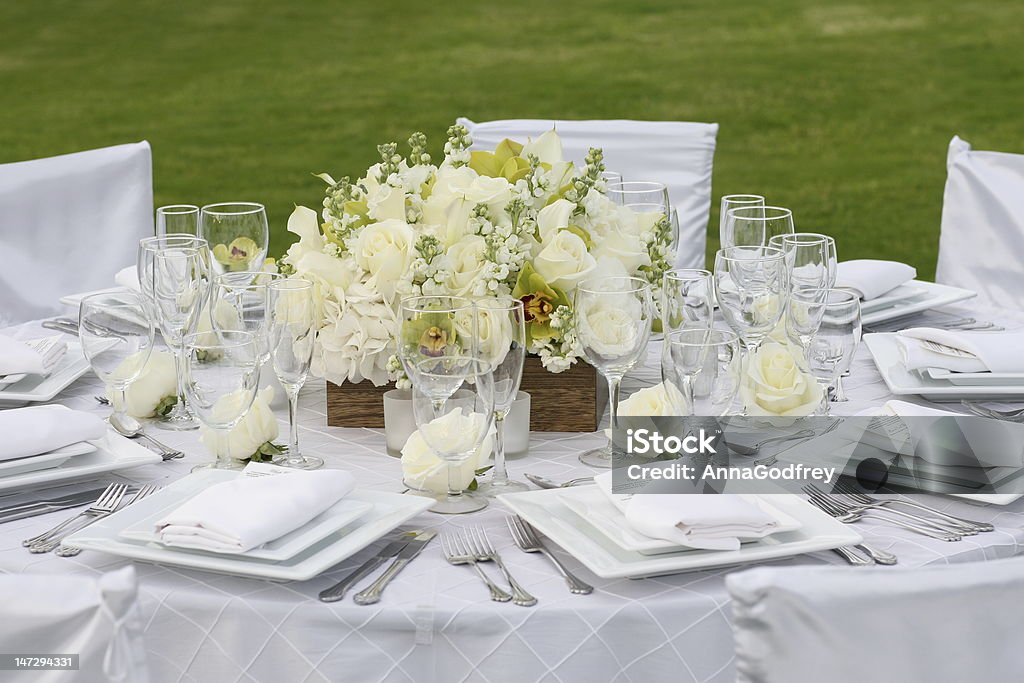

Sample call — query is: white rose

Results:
[401,410,494,494]
[533,230,597,292]
[577,296,645,357]
[431,165,477,201]
[200,387,280,461]
[455,300,514,369]
[352,219,415,301]
[195,297,244,346]
[292,250,357,289]
[107,350,177,419]
[618,381,686,417]
[593,230,650,275]
[522,129,564,165]
[536,198,575,245]
[740,342,824,417]
[446,235,488,295]
[366,184,407,222]
[464,175,512,213]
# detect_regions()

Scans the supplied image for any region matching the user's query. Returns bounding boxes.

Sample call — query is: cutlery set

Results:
[864,314,1001,334]
[95,395,183,460]
[319,530,436,603]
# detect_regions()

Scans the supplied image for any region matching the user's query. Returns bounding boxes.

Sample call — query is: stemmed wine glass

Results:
[397,296,475,381]
[411,356,495,514]
[79,292,155,433]
[574,276,654,468]
[266,278,322,470]
[768,233,838,292]
[200,203,270,288]
[719,195,765,244]
[661,328,742,417]
[808,289,862,408]
[470,298,528,496]
[606,181,670,208]
[183,330,260,470]
[714,246,788,353]
[210,271,285,367]
[156,205,200,236]
[721,206,794,249]
[662,269,713,335]
[147,241,211,430]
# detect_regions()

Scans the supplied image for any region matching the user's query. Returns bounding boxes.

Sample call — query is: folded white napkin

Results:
[0,405,107,461]
[896,328,1024,373]
[0,335,66,377]
[155,470,355,553]
[836,260,916,300]
[114,266,141,292]
[594,473,778,551]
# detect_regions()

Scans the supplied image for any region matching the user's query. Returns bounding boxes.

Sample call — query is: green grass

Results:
[2,0,1023,278]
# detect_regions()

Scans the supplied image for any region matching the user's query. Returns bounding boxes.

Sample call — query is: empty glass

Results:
[722,206,794,249]
[785,286,830,361]
[661,328,742,417]
[574,276,654,468]
[183,330,260,470]
[210,271,285,365]
[662,269,713,334]
[200,202,270,288]
[398,295,475,384]
[768,233,838,293]
[607,181,670,209]
[808,289,862,407]
[266,278,321,470]
[719,194,765,241]
[714,246,788,352]
[156,205,200,236]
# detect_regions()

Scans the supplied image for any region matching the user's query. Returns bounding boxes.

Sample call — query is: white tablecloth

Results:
[4,303,1024,683]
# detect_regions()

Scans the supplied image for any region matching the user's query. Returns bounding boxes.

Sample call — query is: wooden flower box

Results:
[326,357,605,432]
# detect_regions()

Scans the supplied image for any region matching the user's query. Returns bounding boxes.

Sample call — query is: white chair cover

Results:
[0,566,149,682]
[936,135,1024,309]
[726,558,1024,683]
[457,118,718,270]
[0,141,154,325]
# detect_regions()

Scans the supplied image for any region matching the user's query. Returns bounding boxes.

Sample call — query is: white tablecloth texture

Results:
[5,303,1024,683]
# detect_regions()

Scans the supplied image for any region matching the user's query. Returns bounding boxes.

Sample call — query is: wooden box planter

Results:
[327,357,606,432]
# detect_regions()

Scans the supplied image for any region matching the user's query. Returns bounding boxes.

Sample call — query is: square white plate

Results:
[0,441,97,478]
[118,472,375,561]
[923,367,1024,387]
[64,471,433,581]
[865,333,1024,400]
[861,281,976,326]
[560,487,802,555]
[59,286,130,308]
[498,489,861,579]
[0,428,159,493]
[0,342,91,405]
[859,283,930,313]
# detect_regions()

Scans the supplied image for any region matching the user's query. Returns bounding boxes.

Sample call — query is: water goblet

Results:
[722,205,794,249]
[156,205,200,236]
[714,246,788,353]
[200,202,270,288]
[719,194,765,244]
[808,289,862,407]
[662,268,713,335]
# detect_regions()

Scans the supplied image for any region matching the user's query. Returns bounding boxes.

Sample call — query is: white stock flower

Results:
[740,342,824,417]
[533,230,597,292]
[401,410,494,494]
[446,235,489,295]
[352,219,415,301]
[107,350,177,419]
[200,387,280,461]
[536,198,575,245]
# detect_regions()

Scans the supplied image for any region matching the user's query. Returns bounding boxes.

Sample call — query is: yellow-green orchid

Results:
[212,237,261,272]
[512,262,570,344]
[469,138,532,184]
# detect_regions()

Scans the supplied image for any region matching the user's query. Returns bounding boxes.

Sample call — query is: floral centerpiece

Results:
[282,123,673,403]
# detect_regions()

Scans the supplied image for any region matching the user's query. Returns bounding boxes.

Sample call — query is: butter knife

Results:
[354,530,437,605]
[318,530,421,602]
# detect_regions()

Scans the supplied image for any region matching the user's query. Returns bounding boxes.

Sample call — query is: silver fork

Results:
[810,484,976,536]
[804,486,961,542]
[56,485,160,557]
[22,483,122,547]
[26,484,129,553]
[833,480,994,533]
[507,516,593,594]
[753,419,842,467]
[440,532,512,603]
[468,527,537,607]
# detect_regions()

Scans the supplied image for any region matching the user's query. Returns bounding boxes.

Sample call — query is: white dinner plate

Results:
[64,470,434,581]
[860,280,976,326]
[864,333,1024,400]
[498,488,861,579]
[859,283,930,313]
[0,428,159,493]
[118,473,375,561]
[0,441,97,478]
[59,286,130,308]
[0,342,91,405]
[923,367,1024,387]
[560,487,802,555]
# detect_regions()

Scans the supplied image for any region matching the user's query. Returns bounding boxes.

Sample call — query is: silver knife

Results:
[0,488,107,518]
[41,318,80,336]
[353,531,437,605]
[318,530,422,602]
[0,499,104,525]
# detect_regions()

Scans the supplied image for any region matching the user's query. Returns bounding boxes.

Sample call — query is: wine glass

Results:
[200,202,270,288]
[808,289,862,407]
[210,271,285,366]
[785,286,830,363]
[768,233,838,292]
[151,246,210,430]
[156,205,200,236]
[398,295,475,383]
[574,276,654,468]
[183,330,260,470]
[79,292,155,432]
[714,246,788,353]
[662,269,713,335]
[137,235,208,321]
[661,328,742,417]
[607,181,670,209]
[411,356,495,514]
[266,278,321,470]
[719,194,765,243]
[470,298,528,496]
[722,206,794,249]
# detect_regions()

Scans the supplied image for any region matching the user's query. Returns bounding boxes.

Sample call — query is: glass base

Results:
[273,455,324,470]
[155,413,199,431]
[191,459,245,472]
[580,446,613,468]
[430,492,487,514]
[476,479,530,498]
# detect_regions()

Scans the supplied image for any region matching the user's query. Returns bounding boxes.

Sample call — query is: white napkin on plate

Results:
[896,328,1024,373]
[114,266,141,292]
[0,405,107,461]
[594,473,778,551]
[0,335,66,377]
[836,260,917,300]
[155,469,355,553]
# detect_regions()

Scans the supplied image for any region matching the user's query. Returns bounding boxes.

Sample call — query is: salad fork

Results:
[440,532,512,603]
[507,516,593,594]
[467,527,537,606]
[55,485,160,557]
[832,480,993,533]
[804,486,961,541]
[25,483,128,553]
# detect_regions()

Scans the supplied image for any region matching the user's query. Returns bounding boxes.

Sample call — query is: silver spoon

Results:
[108,414,183,459]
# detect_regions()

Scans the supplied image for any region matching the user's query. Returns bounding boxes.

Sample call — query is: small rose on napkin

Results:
[106,350,178,418]
[401,411,494,494]
[740,342,824,417]
[199,387,283,462]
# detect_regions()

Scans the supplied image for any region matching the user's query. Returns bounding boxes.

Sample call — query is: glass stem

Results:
[171,343,189,418]
[113,386,130,425]
[607,374,623,453]
[491,412,508,485]
[215,428,231,468]
[286,387,301,465]
[447,460,463,503]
